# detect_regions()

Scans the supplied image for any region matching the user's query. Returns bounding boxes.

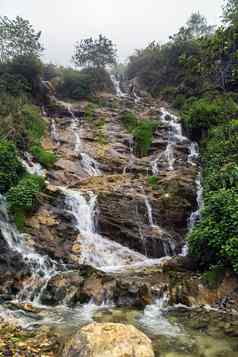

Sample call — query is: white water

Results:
[63,189,171,272]
[188,142,199,166]
[123,137,134,174]
[65,103,101,176]
[144,196,155,227]
[51,119,59,144]
[139,293,182,337]
[160,107,187,171]
[188,172,203,229]
[21,153,46,177]
[0,195,59,303]
[111,74,126,97]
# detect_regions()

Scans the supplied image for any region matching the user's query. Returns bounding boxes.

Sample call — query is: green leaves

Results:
[7,175,45,229]
[0,16,43,63]
[73,35,117,69]
[0,140,25,193]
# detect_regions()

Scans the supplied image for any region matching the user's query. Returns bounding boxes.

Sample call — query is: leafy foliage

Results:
[0,16,43,63]
[181,96,238,140]
[133,121,157,157]
[73,35,117,68]
[30,145,57,168]
[0,140,25,193]
[7,175,45,229]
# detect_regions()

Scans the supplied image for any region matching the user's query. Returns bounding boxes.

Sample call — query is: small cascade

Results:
[151,157,160,176]
[188,142,199,166]
[144,196,155,227]
[123,137,134,174]
[65,103,101,176]
[80,153,101,176]
[21,152,46,177]
[110,74,126,97]
[51,119,59,144]
[63,189,170,272]
[188,172,203,229]
[0,195,59,303]
[139,292,181,337]
[160,107,187,171]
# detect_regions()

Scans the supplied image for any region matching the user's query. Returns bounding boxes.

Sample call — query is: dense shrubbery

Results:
[0,140,25,193]
[55,67,113,100]
[188,118,238,272]
[134,121,157,157]
[7,175,45,229]
[181,96,238,140]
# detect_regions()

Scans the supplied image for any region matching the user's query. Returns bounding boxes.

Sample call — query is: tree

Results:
[0,16,43,63]
[72,34,117,68]
[223,0,238,24]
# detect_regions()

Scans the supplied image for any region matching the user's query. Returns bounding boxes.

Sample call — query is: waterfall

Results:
[144,196,154,227]
[123,137,134,174]
[110,74,126,97]
[160,107,187,171]
[188,142,199,166]
[0,195,59,303]
[21,153,46,177]
[80,153,101,176]
[188,172,203,229]
[51,119,59,144]
[139,292,181,337]
[65,103,101,176]
[63,189,170,272]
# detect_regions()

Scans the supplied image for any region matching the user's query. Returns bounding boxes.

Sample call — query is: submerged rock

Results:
[62,322,155,357]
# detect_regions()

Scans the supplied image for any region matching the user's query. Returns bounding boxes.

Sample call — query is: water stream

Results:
[0,195,60,303]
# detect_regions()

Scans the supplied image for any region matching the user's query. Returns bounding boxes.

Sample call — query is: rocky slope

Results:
[0,86,238,356]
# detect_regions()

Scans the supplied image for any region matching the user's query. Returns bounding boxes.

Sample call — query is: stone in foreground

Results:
[63,322,155,357]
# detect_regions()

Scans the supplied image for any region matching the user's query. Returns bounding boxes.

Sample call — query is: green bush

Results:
[134,121,157,157]
[0,140,25,193]
[7,175,45,229]
[30,145,57,168]
[148,176,158,188]
[120,111,138,132]
[0,96,46,151]
[188,188,238,272]
[182,96,238,140]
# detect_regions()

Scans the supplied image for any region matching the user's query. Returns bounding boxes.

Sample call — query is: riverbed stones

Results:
[63,322,155,357]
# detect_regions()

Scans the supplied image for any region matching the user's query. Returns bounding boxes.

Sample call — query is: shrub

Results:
[188,188,238,272]
[0,140,25,193]
[148,176,158,188]
[0,96,46,151]
[120,111,138,132]
[30,145,57,168]
[7,175,45,229]
[182,96,238,140]
[134,121,157,157]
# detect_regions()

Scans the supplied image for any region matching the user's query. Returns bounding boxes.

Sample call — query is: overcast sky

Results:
[1,0,223,65]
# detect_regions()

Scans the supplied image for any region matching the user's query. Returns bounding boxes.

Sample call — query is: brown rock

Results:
[63,323,155,357]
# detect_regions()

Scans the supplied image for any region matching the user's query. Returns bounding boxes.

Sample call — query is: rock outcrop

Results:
[62,323,155,357]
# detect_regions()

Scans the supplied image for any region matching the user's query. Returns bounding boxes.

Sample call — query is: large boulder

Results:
[63,323,155,357]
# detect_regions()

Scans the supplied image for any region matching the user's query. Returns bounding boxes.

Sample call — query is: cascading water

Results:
[110,74,126,97]
[123,137,134,174]
[188,172,203,229]
[0,195,59,303]
[51,118,59,144]
[139,292,181,337]
[160,107,188,171]
[21,152,46,177]
[65,103,101,176]
[63,188,170,272]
